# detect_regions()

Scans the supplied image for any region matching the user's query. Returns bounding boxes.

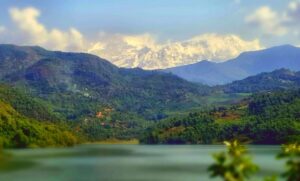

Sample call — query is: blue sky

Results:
[0,0,299,69]
[0,0,292,42]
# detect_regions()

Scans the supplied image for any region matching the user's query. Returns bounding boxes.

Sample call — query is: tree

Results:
[208,140,259,181]
[277,143,300,181]
[13,130,29,148]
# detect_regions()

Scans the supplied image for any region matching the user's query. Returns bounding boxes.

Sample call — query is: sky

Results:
[0,0,300,69]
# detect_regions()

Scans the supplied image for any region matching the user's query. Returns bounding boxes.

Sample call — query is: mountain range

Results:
[2,44,300,121]
[0,44,209,120]
[1,44,300,145]
[88,34,261,70]
[164,45,300,85]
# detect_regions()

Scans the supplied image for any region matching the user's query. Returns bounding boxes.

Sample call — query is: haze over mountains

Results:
[165,45,300,85]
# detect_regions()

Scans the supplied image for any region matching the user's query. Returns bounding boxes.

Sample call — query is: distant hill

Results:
[164,45,300,85]
[221,68,300,93]
[0,44,210,120]
[141,89,300,144]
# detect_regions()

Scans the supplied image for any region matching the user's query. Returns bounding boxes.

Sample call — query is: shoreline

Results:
[84,139,139,145]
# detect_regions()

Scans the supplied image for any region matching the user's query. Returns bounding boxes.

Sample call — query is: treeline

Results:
[140,89,300,144]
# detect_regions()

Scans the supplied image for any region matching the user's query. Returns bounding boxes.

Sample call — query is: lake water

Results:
[0,145,284,181]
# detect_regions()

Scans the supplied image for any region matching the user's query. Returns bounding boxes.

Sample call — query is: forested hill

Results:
[0,44,210,120]
[220,69,300,93]
[3,44,300,145]
[0,84,61,121]
[0,84,78,148]
[141,89,300,144]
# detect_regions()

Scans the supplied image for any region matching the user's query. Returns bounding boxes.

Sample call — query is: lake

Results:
[0,145,284,181]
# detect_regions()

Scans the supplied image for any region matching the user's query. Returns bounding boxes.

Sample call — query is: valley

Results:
[2,1,300,180]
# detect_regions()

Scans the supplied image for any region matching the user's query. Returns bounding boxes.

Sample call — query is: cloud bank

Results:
[9,7,86,51]
[246,6,287,36]
[246,1,300,36]
[5,7,262,69]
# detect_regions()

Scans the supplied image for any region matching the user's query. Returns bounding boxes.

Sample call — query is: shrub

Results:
[277,143,300,181]
[208,140,259,181]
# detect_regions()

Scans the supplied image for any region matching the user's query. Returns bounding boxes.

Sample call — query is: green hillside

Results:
[220,68,300,93]
[0,84,61,122]
[0,45,210,121]
[141,89,300,144]
[0,85,78,148]
[2,44,300,145]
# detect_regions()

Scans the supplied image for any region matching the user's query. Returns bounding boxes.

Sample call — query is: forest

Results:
[141,89,300,144]
[2,83,300,148]
[1,45,300,148]
[0,85,78,148]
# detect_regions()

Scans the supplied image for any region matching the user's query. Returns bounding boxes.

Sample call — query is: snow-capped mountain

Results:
[88,33,261,69]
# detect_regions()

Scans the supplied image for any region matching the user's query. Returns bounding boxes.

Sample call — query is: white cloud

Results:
[288,1,300,22]
[289,1,299,10]
[5,7,262,69]
[9,7,86,51]
[246,2,300,36]
[88,33,262,69]
[245,6,287,36]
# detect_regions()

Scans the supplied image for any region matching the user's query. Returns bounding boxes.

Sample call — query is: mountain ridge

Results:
[220,68,300,93]
[0,44,209,121]
[164,45,300,85]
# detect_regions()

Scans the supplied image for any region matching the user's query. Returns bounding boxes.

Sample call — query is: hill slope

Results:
[0,84,61,121]
[0,44,210,120]
[164,45,300,85]
[221,69,300,93]
[0,85,78,148]
[141,89,300,144]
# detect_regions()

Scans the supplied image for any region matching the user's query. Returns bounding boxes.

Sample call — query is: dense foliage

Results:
[141,89,300,144]
[0,45,210,121]
[277,143,300,181]
[1,44,300,145]
[0,84,61,121]
[0,100,78,148]
[77,108,150,141]
[209,141,300,181]
[208,141,258,181]
[221,69,300,93]
[0,85,78,148]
